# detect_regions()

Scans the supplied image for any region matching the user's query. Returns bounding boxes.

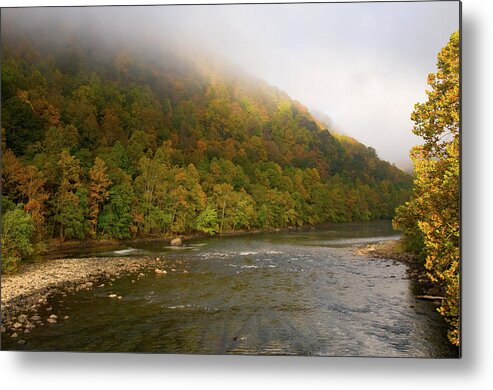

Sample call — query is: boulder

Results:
[171,237,182,247]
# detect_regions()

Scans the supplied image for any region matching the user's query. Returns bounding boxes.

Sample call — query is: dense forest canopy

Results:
[1,25,412,271]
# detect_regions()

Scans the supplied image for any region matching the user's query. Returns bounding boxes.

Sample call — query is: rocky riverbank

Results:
[355,240,443,298]
[1,256,169,346]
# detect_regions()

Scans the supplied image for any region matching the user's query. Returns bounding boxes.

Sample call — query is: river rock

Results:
[108,294,118,298]
[47,318,57,324]
[171,237,182,246]
[49,314,58,320]
[13,322,22,329]
[11,332,18,338]
[154,268,164,274]
[17,339,26,345]
[18,314,28,323]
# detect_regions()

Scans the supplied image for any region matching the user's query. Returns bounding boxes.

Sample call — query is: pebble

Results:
[108,294,118,298]
[11,332,18,338]
[13,322,22,329]
[17,339,26,345]
[49,314,58,320]
[64,316,69,320]
[1,256,161,334]
[47,318,57,324]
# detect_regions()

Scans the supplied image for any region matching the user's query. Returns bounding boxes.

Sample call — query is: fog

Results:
[2,2,460,171]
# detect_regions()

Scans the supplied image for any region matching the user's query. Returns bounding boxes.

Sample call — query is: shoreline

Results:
[1,256,168,344]
[39,221,390,258]
[354,240,443,298]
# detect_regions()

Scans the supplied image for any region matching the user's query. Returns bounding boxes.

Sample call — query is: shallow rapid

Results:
[1,221,458,357]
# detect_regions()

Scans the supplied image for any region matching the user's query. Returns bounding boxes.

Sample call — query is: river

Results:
[1,221,459,357]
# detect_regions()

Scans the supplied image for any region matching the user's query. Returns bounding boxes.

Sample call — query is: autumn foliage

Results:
[2,27,412,272]
[393,31,460,346]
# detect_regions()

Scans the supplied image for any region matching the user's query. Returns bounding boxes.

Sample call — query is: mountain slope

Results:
[1,29,412,247]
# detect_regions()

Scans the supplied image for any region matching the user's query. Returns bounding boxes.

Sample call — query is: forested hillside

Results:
[1,30,412,270]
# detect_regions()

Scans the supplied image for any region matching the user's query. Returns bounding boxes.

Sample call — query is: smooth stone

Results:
[17,340,26,345]
[108,294,118,298]
[171,237,182,247]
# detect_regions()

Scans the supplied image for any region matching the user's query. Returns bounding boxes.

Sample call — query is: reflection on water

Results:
[2,221,459,357]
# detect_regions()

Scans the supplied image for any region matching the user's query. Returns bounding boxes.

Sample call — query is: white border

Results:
[1,1,492,389]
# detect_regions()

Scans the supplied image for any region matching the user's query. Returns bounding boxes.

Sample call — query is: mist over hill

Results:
[1,9,412,245]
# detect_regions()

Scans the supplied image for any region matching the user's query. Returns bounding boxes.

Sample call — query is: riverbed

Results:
[0,221,459,357]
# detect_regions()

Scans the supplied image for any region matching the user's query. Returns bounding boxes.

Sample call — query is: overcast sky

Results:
[3,2,460,170]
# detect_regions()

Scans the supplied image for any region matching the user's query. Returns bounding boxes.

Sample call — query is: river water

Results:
[2,221,459,357]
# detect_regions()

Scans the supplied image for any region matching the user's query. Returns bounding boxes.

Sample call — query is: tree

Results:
[88,157,112,237]
[1,208,34,272]
[195,206,219,235]
[393,31,460,346]
[98,180,135,239]
[51,151,87,242]
[1,149,49,236]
